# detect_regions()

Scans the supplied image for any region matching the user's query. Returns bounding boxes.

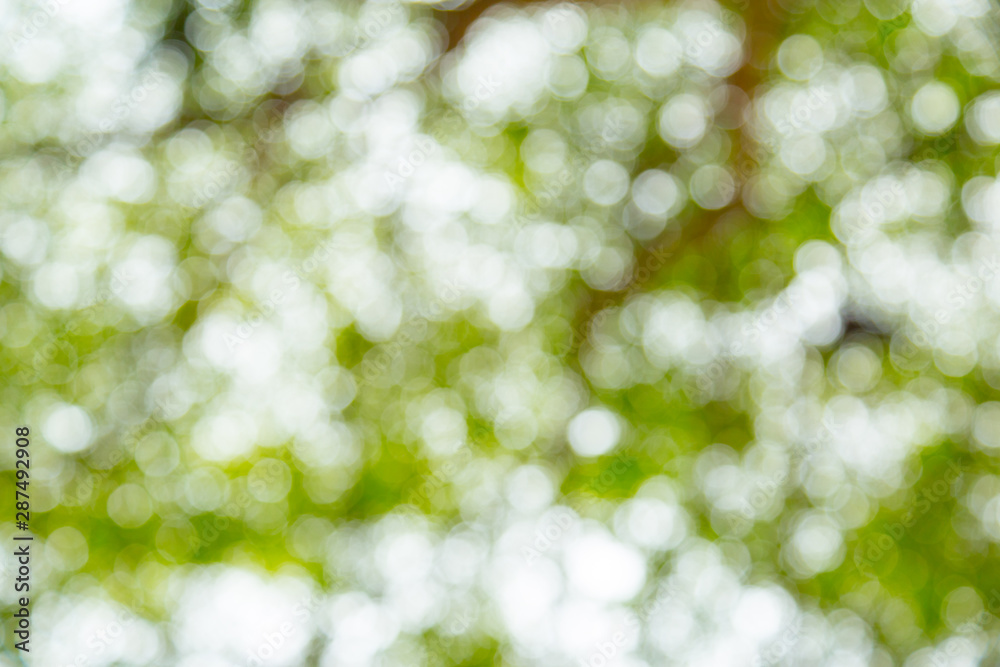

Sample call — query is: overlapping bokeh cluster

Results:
[2,0,1000,664]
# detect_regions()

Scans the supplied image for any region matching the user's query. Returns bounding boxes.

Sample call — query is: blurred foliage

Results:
[2,0,1000,664]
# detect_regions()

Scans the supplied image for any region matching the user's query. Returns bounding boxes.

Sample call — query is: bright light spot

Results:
[777,35,823,80]
[967,92,1000,145]
[33,262,80,310]
[173,567,316,665]
[505,465,555,514]
[107,484,154,528]
[567,407,622,457]
[910,81,960,135]
[832,345,882,393]
[615,497,686,551]
[635,27,682,78]
[191,410,258,462]
[972,402,1000,450]
[564,528,646,601]
[84,148,157,204]
[248,459,293,502]
[135,432,180,477]
[689,165,735,210]
[780,134,827,178]
[785,512,844,577]
[658,94,710,148]
[2,216,49,266]
[45,526,89,571]
[43,403,93,454]
[583,160,629,206]
[632,169,684,217]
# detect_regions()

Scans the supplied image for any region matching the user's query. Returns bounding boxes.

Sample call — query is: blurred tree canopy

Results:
[2,0,1000,665]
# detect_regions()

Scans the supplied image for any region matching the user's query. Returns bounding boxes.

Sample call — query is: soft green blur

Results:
[2,0,1000,665]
